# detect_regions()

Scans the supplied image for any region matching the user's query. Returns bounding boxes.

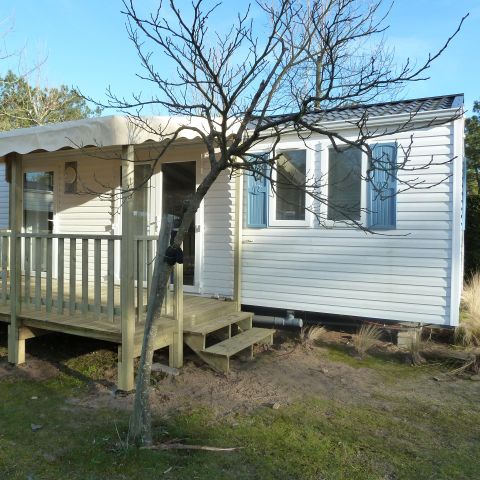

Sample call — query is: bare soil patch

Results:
[60,330,480,418]
[1,325,478,419]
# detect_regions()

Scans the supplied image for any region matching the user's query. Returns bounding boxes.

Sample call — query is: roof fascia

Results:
[249,107,463,139]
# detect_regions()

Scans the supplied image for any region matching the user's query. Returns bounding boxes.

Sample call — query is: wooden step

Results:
[185,311,253,335]
[184,301,237,326]
[203,327,274,358]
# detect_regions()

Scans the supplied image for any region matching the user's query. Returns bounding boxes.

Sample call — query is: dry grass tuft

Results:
[353,324,382,358]
[406,329,425,365]
[299,325,327,348]
[456,273,480,347]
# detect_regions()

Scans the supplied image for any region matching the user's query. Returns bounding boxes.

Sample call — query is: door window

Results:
[23,171,54,271]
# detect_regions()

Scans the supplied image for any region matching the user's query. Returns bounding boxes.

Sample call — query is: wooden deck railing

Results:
[0,231,182,326]
[0,232,10,306]
[16,233,121,318]
[134,235,176,323]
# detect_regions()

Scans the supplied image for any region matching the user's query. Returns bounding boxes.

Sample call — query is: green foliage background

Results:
[465,102,480,277]
[465,194,480,277]
[0,71,101,130]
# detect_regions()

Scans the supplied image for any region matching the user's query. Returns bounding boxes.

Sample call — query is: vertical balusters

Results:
[136,238,145,323]
[107,238,114,322]
[82,238,88,314]
[94,238,101,317]
[46,237,52,313]
[171,262,184,368]
[69,238,76,314]
[34,237,42,310]
[57,237,64,314]
[146,238,153,304]
[1,235,9,305]
[24,236,31,306]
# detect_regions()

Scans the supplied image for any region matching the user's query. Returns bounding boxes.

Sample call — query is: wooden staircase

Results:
[183,301,274,373]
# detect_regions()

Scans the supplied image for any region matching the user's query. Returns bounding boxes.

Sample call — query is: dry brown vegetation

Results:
[456,272,480,347]
[353,324,382,358]
[299,325,327,349]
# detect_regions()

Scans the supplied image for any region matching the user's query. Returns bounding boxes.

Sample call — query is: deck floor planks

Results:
[0,276,228,348]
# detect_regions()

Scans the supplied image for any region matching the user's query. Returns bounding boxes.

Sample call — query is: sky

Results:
[1,0,479,115]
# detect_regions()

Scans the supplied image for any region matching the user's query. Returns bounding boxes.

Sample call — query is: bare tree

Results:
[96,0,466,445]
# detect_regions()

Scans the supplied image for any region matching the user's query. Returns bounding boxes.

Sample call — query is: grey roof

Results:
[304,93,464,123]
[255,94,464,127]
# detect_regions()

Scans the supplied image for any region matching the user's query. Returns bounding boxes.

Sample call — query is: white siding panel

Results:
[0,163,9,228]
[241,123,457,326]
[201,165,235,297]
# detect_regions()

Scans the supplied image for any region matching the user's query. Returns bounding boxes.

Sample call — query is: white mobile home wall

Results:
[0,162,9,228]
[241,119,464,327]
[3,116,464,327]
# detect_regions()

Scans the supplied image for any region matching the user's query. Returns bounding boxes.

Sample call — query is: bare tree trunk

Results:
[128,214,174,445]
[129,163,224,446]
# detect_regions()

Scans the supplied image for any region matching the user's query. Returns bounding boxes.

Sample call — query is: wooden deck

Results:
[1,152,246,390]
[0,223,241,389]
[0,289,234,351]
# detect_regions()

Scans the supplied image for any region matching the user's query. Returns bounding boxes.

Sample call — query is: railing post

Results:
[169,262,184,368]
[233,172,243,311]
[8,153,24,364]
[118,145,136,391]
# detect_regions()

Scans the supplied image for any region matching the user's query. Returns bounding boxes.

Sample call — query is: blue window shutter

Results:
[246,157,269,228]
[368,143,397,229]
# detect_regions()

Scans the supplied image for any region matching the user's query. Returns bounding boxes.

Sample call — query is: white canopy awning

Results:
[0,115,235,157]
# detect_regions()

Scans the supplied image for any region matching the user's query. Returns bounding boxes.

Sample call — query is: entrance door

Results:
[162,162,196,287]
[23,171,54,272]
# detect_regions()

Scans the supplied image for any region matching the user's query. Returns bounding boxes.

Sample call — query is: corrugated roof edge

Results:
[248,93,464,128]
[311,93,464,115]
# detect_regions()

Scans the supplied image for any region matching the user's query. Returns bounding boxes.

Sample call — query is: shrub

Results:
[465,195,480,278]
[299,325,327,348]
[456,272,480,346]
[353,324,382,358]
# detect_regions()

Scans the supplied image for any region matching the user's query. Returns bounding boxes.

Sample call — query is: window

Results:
[274,150,307,222]
[327,147,362,221]
[246,149,310,227]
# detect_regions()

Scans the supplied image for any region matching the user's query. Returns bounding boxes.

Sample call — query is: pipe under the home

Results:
[253,310,303,329]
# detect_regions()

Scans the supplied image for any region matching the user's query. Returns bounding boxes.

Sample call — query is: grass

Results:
[1,378,479,480]
[0,332,479,479]
[323,343,441,381]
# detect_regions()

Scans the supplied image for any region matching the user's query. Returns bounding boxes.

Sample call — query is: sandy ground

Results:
[1,327,479,419]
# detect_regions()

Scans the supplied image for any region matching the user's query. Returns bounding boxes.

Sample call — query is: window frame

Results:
[268,147,314,228]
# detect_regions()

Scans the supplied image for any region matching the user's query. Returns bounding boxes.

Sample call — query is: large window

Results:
[327,147,362,221]
[275,150,306,221]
